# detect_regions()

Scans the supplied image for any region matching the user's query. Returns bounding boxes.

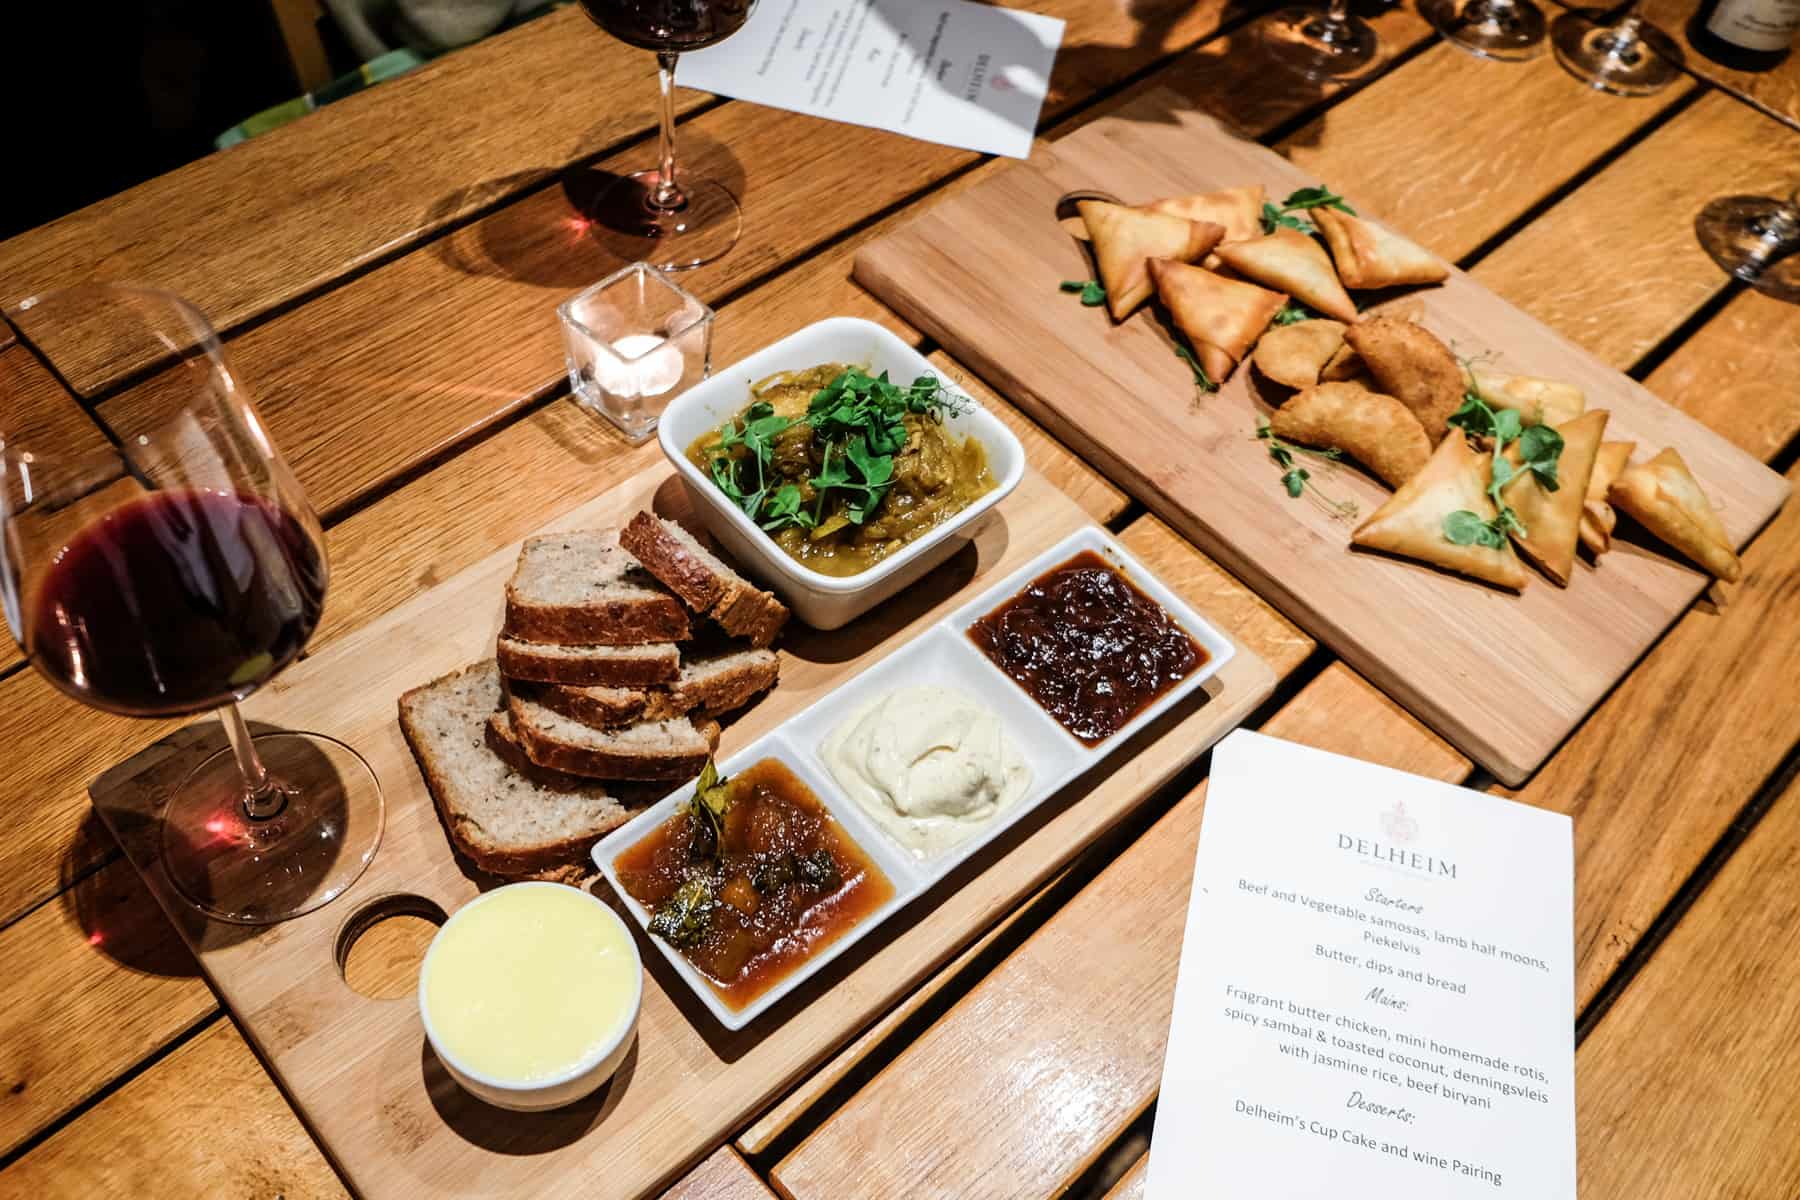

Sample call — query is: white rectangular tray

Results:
[594,524,1237,1030]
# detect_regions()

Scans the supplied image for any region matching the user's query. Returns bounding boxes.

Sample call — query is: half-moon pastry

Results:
[1345,317,1465,445]
[1271,381,1432,489]
[1253,319,1348,390]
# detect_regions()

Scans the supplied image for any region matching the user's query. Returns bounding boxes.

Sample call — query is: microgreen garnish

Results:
[1272,301,1321,326]
[1440,382,1565,549]
[1173,340,1218,396]
[705,368,964,533]
[1060,278,1107,306]
[1256,420,1358,519]
[1260,185,1358,236]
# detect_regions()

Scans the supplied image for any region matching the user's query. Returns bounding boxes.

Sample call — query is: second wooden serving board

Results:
[853,93,1789,786]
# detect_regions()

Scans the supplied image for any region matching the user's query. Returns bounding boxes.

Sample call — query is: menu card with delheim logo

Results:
[1145,730,1575,1198]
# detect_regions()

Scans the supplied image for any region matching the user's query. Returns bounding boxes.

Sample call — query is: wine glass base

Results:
[160,731,384,925]
[1696,196,1800,304]
[1551,12,1684,96]
[585,170,742,272]
[1260,7,1381,80]
[1422,0,1549,60]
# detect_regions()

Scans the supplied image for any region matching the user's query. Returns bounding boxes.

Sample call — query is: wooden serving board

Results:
[89,464,1274,1200]
[853,93,1790,786]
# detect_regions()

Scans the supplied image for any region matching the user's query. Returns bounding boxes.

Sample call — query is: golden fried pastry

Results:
[1471,369,1586,429]
[1147,257,1286,385]
[1319,341,1364,382]
[1501,410,1608,586]
[1352,433,1529,589]
[1580,440,1636,557]
[1253,319,1348,390]
[1610,447,1742,582]
[1214,229,1359,323]
[1313,208,1449,289]
[1271,381,1431,489]
[1143,185,1266,250]
[1078,200,1224,322]
[1345,317,1465,445]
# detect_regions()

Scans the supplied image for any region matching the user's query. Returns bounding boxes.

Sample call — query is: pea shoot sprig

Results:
[1174,339,1218,396]
[1256,420,1359,520]
[1261,185,1356,236]
[1060,279,1106,306]
[1440,385,1565,550]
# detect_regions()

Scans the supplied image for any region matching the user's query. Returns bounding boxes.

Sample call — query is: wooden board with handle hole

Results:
[86,462,1273,1200]
[853,92,1790,786]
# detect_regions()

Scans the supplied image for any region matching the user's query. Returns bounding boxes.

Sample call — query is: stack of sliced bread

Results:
[399,513,787,881]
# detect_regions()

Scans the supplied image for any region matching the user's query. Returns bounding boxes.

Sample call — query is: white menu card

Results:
[1146,730,1575,1198]
[676,0,1064,159]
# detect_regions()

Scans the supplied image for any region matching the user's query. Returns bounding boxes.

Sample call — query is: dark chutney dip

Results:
[967,550,1204,745]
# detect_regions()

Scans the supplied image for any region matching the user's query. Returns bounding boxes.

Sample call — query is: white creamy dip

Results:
[821,686,1032,858]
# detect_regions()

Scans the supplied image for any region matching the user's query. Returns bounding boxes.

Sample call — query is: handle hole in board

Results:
[334,893,448,1001]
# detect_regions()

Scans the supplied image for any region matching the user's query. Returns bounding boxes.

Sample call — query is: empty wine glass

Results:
[577,0,757,270]
[1260,0,1381,79]
[1422,0,1549,60]
[1551,3,1685,95]
[1696,182,1800,303]
[0,285,384,924]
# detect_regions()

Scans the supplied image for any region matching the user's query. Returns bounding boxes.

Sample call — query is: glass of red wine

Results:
[578,0,757,270]
[0,285,383,925]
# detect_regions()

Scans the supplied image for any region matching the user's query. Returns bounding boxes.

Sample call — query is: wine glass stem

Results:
[650,52,687,214]
[220,701,287,821]
[1326,0,1350,23]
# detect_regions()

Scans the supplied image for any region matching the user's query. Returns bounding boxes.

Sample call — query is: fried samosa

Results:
[1353,433,1529,589]
[1213,229,1359,323]
[1610,447,1742,582]
[1271,381,1431,489]
[1313,208,1449,290]
[1500,410,1609,586]
[1345,317,1464,445]
[1471,369,1586,429]
[1580,440,1636,557]
[1147,257,1286,384]
[1253,319,1347,390]
[1143,185,1266,249]
[1078,200,1224,322]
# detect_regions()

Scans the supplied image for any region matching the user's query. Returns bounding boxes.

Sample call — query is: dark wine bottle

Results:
[1687,0,1799,71]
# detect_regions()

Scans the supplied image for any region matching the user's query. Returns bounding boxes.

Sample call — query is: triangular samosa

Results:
[1214,229,1358,323]
[1270,381,1431,489]
[1147,257,1286,384]
[1313,208,1449,289]
[1143,185,1265,249]
[1353,433,1529,590]
[1471,369,1586,429]
[1580,440,1635,557]
[1610,447,1742,582]
[1253,319,1347,390]
[1345,317,1464,445]
[1501,410,1608,586]
[1078,200,1223,321]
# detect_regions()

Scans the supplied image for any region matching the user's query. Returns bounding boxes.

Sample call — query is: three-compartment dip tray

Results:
[596,524,1237,1030]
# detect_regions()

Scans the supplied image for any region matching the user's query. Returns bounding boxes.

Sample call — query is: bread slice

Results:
[519,646,779,729]
[397,661,651,879]
[503,530,691,645]
[507,689,721,781]
[620,512,789,647]
[495,635,680,686]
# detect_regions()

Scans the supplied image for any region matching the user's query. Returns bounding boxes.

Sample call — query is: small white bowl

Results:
[657,317,1026,629]
[418,882,642,1112]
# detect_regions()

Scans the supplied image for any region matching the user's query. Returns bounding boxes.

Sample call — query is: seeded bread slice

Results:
[620,512,789,647]
[495,635,681,686]
[507,689,721,781]
[397,661,651,879]
[520,646,779,729]
[503,530,690,645]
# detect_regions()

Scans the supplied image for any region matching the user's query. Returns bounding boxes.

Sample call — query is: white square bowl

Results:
[657,317,1026,630]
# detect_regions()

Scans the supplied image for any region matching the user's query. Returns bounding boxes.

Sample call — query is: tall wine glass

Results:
[1551,4,1684,96]
[578,0,757,271]
[1422,0,1549,60]
[1696,182,1800,302]
[0,285,383,925]
[1261,0,1381,80]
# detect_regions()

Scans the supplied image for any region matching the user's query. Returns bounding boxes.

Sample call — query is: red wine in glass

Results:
[29,488,326,718]
[575,0,758,269]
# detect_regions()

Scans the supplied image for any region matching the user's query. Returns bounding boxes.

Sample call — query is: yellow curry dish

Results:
[687,364,995,577]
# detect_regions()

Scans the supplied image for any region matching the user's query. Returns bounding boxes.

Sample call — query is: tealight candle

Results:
[594,333,684,398]
[557,263,714,443]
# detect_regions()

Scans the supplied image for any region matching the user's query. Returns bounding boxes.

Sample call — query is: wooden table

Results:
[1,4,1796,1196]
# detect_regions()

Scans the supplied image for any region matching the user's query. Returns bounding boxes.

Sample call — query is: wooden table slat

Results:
[1631,0,1800,130]
[1104,1155,1147,1200]
[661,1147,775,1200]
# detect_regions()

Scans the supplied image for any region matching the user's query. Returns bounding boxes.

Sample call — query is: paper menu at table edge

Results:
[1144,729,1575,1199]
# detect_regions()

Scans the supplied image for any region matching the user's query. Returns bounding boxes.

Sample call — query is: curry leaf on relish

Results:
[648,877,715,949]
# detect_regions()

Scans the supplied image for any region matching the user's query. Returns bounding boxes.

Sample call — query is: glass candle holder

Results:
[558,263,714,442]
